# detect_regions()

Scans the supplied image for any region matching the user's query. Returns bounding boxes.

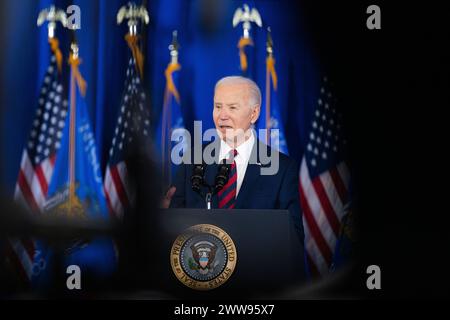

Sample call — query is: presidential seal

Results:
[170,224,237,290]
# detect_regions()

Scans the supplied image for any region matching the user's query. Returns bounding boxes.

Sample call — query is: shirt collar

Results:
[219,131,255,163]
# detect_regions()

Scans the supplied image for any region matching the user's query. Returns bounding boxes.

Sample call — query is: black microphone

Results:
[214,161,231,194]
[191,163,205,193]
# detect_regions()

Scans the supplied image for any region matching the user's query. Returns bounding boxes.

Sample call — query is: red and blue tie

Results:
[218,149,238,209]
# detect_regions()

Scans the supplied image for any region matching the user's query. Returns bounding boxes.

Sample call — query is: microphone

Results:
[214,161,231,193]
[191,163,205,193]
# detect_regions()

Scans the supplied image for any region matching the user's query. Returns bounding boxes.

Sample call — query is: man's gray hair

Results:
[214,76,261,109]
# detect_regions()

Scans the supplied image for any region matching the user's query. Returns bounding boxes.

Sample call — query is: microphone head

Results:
[214,163,230,192]
[191,164,205,193]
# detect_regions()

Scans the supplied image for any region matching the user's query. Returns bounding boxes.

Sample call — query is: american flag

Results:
[104,58,151,219]
[8,52,68,281]
[299,77,351,276]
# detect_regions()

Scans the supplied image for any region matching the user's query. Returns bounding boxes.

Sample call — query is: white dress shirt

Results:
[218,132,255,196]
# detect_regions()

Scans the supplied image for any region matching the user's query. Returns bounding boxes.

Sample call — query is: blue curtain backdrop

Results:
[0,0,323,194]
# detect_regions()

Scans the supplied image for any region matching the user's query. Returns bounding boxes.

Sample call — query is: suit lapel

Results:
[235,163,260,208]
[235,140,262,208]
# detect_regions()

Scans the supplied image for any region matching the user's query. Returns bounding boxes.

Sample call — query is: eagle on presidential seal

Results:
[189,241,218,275]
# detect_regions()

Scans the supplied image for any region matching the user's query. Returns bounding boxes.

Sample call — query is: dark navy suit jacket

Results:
[169,140,304,243]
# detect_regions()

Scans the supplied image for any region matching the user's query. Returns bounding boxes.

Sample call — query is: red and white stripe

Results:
[8,150,55,281]
[14,151,55,211]
[299,158,350,276]
[104,161,132,219]
[6,238,35,280]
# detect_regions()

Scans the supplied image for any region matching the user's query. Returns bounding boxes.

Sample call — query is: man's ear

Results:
[251,105,261,124]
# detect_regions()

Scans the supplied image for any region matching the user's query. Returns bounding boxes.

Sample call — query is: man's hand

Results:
[161,186,176,209]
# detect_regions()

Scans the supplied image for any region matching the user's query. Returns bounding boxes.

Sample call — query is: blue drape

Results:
[1,0,321,194]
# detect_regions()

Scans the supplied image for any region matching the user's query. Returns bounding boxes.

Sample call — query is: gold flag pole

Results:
[265,27,274,145]
[66,33,86,217]
[162,30,181,187]
[68,42,78,216]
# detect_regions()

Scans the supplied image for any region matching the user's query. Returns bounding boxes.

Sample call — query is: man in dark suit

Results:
[162,76,304,242]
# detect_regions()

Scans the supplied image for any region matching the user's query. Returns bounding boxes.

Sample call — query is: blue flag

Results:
[32,57,116,287]
[258,52,289,155]
[155,60,187,188]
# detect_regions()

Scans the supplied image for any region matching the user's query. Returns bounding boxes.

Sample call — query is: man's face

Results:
[213,83,260,145]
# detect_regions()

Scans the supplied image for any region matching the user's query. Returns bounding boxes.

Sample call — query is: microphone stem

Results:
[205,192,212,210]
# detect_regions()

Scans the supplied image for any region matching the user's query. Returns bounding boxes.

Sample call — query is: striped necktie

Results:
[218,149,238,209]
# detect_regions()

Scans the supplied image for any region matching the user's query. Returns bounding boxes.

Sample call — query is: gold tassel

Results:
[68,53,87,97]
[49,37,63,74]
[125,34,144,79]
[266,55,278,90]
[237,37,254,72]
[164,62,181,103]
